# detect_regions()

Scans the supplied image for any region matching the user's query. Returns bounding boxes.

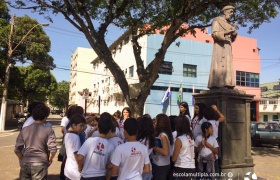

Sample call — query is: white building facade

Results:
[69,47,97,110]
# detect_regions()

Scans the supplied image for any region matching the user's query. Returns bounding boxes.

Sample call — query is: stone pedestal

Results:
[194,89,254,179]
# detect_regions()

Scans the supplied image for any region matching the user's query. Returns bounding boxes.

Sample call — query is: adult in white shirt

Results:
[111,118,150,180]
[172,116,195,179]
[64,114,86,180]
[77,112,114,179]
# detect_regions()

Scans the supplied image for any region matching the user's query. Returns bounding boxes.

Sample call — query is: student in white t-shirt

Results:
[113,110,121,138]
[77,112,114,179]
[194,122,218,176]
[152,114,174,180]
[137,115,155,180]
[118,107,131,140]
[203,105,225,174]
[105,116,124,180]
[64,114,86,180]
[107,119,124,148]
[206,105,225,139]
[111,118,150,180]
[179,102,191,123]
[85,115,99,137]
[191,103,207,139]
[84,115,99,139]
[172,116,195,180]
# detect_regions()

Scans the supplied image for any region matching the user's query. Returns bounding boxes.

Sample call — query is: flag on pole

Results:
[192,85,195,106]
[177,83,183,102]
[161,86,171,105]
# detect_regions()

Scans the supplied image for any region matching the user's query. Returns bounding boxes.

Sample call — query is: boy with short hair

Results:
[111,118,150,180]
[14,104,57,179]
[77,112,114,179]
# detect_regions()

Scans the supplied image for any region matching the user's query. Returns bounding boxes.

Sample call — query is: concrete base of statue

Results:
[194,88,255,179]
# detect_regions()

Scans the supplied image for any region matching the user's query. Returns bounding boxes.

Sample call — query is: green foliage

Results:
[49,80,69,109]
[0,3,55,82]
[8,65,57,105]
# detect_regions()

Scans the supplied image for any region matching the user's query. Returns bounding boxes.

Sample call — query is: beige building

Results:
[259,81,280,121]
[69,47,97,109]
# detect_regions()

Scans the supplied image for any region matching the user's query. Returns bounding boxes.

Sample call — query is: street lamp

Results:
[0,14,49,131]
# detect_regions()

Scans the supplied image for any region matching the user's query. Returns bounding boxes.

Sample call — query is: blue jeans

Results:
[142,171,152,180]
[20,162,48,180]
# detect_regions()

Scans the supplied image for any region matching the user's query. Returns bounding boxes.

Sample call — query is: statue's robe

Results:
[208,16,237,89]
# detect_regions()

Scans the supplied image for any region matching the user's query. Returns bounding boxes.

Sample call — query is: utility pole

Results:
[0,14,15,131]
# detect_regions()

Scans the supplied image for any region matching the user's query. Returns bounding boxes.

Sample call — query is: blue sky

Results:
[10,8,280,84]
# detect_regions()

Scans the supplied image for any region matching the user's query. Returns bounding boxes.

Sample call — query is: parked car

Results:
[251,122,280,148]
[271,119,280,124]
[51,109,63,115]
[60,112,65,117]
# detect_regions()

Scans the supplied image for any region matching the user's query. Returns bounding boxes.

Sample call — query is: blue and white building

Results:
[89,30,213,118]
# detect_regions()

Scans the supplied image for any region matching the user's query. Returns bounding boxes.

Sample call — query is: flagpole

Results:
[169,88,171,116]
[181,82,183,102]
[192,84,195,106]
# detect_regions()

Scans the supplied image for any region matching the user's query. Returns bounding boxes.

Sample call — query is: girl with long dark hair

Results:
[137,115,155,180]
[191,102,207,139]
[179,102,191,123]
[152,114,174,180]
[172,116,195,179]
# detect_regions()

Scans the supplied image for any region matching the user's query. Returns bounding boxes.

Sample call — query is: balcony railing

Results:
[111,85,122,94]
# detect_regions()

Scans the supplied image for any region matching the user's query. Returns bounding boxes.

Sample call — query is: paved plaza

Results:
[0,115,279,180]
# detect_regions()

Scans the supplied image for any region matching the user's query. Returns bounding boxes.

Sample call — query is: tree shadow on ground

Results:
[251,145,280,157]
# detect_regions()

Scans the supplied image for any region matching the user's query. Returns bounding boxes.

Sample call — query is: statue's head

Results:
[221,5,235,20]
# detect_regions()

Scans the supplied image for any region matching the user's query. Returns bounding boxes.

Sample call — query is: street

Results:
[0,115,63,180]
[0,115,280,180]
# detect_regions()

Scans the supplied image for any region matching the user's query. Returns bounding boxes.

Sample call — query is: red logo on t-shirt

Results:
[130,147,142,156]
[131,147,136,153]
[97,143,105,152]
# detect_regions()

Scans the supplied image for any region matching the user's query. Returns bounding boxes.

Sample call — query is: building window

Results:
[159,61,173,75]
[272,115,279,120]
[183,64,197,77]
[269,99,277,104]
[263,115,268,122]
[129,66,134,77]
[236,71,259,87]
